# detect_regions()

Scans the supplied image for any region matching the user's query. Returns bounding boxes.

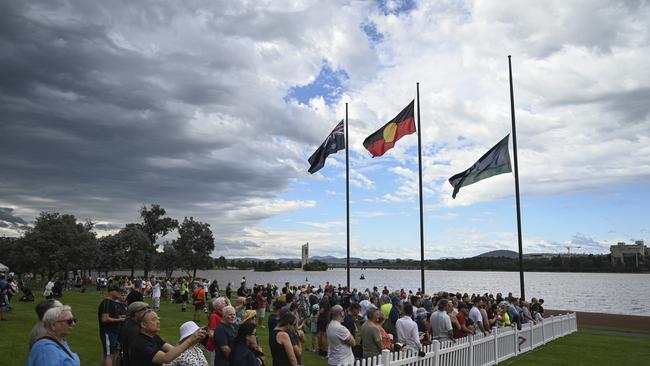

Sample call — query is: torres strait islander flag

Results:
[363,100,416,157]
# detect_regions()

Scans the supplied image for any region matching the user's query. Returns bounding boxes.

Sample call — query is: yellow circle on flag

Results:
[383,122,397,142]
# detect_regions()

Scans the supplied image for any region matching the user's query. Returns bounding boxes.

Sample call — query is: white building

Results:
[610,240,647,266]
[301,242,309,269]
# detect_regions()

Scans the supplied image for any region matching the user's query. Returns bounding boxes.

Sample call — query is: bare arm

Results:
[344,335,356,347]
[277,332,299,366]
[151,330,205,364]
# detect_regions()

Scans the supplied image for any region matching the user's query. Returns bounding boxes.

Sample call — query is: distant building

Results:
[610,240,647,266]
[301,242,309,269]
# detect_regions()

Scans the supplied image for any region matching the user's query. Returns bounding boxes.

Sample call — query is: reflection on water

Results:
[133,268,650,316]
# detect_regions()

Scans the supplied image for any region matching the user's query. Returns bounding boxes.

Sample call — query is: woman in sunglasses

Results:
[28,305,81,366]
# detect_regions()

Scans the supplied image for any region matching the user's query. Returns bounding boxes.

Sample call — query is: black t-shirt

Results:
[129,333,165,366]
[126,291,144,305]
[119,319,141,366]
[98,298,122,333]
[214,322,236,366]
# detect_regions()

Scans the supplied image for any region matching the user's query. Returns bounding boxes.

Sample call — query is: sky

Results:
[1,0,649,260]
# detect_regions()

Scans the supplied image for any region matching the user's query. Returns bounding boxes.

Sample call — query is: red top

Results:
[205,311,222,351]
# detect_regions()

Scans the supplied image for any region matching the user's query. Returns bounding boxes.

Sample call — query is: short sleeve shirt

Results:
[214,322,236,366]
[98,298,122,333]
[129,333,165,366]
[326,320,354,366]
[360,321,382,358]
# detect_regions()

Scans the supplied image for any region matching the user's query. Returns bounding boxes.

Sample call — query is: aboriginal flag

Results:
[363,100,416,157]
[308,120,345,174]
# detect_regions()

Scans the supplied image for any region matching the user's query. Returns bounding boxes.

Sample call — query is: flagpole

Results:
[508,55,525,300]
[345,103,351,290]
[416,83,425,294]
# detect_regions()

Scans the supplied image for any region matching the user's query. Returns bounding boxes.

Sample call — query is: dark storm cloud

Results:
[0,1,334,234]
[0,208,26,225]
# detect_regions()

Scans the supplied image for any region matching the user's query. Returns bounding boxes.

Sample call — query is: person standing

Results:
[99,286,127,366]
[129,309,206,365]
[28,299,63,350]
[214,306,237,366]
[118,301,149,366]
[396,303,421,352]
[151,278,161,312]
[326,305,355,366]
[28,305,81,366]
[430,299,454,342]
[360,308,382,359]
[192,282,206,323]
[126,280,144,305]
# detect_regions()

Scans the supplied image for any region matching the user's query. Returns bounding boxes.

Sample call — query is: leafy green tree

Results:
[172,217,215,278]
[96,234,127,276]
[119,224,150,278]
[139,204,178,277]
[155,243,179,278]
[21,212,96,279]
[215,255,228,268]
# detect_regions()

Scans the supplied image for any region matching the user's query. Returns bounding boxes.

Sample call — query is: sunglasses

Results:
[57,317,78,325]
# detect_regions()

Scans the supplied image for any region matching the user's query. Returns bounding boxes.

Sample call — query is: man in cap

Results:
[118,301,149,366]
[99,285,127,366]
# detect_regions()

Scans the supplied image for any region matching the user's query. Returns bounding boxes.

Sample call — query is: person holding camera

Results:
[164,321,209,366]
[129,310,206,366]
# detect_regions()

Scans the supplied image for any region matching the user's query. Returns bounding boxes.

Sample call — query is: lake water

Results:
[140,268,650,316]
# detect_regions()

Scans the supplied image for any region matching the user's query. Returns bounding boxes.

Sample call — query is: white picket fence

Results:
[342,313,577,366]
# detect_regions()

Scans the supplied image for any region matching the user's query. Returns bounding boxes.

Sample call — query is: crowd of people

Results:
[24,274,547,366]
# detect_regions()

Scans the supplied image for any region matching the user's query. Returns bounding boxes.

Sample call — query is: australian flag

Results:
[308,120,345,174]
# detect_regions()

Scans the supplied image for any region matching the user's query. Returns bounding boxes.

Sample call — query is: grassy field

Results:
[2,289,649,365]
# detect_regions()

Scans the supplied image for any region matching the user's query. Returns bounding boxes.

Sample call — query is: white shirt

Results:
[396,316,421,352]
[430,311,453,340]
[469,306,482,327]
[327,320,355,366]
[359,299,372,320]
[152,283,161,298]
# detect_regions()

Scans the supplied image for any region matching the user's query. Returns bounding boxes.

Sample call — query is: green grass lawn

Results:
[2,290,648,366]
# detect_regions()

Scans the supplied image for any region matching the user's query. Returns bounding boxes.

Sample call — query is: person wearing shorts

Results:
[98,286,126,366]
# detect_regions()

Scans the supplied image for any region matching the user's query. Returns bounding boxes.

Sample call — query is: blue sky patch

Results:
[362,21,384,44]
[377,0,416,15]
[285,63,349,106]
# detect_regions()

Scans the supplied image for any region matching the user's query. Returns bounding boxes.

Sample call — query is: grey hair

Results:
[211,297,228,311]
[222,305,235,316]
[42,305,71,330]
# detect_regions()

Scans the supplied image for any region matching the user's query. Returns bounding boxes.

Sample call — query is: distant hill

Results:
[474,250,519,259]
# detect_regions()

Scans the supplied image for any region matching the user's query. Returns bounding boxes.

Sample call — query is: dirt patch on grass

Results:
[546,309,650,332]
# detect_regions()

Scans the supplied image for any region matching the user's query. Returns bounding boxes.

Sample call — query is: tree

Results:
[155,243,179,278]
[215,256,228,268]
[172,217,215,278]
[118,224,151,278]
[96,234,127,276]
[140,204,178,277]
[21,212,96,279]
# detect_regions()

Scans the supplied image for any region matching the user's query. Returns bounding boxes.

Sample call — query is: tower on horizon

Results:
[301,242,309,269]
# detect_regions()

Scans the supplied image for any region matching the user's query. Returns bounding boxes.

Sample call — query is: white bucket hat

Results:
[179,321,200,342]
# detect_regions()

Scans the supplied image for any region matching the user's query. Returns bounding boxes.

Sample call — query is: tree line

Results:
[0,204,215,280]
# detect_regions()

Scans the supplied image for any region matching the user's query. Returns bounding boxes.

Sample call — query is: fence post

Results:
[541,317,546,344]
[380,349,390,366]
[493,327,498,363]
[468,333,474,366]
[432,340,440,366]
[514,325,519,356]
